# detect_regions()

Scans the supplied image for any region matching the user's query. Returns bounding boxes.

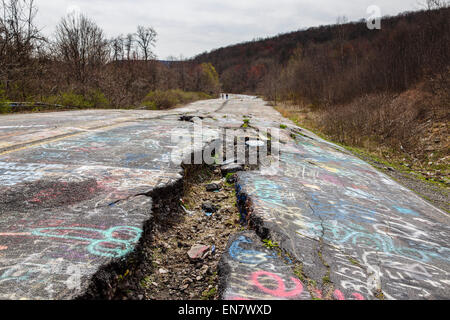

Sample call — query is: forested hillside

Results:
[194,7,449,100]
[194,4,449,186]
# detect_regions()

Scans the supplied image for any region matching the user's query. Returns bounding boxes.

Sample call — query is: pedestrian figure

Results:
[226,94,229,99]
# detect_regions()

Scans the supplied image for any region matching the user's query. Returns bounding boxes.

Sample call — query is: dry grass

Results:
[275,82,449,186]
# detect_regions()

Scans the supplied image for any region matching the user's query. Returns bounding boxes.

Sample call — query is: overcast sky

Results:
[34,0,424,59]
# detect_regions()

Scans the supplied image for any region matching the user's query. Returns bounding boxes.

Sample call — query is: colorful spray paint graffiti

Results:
[231,114,450,300]
[31,226,142,258]
[221,232,367,300]
[0,99,235,299]
[0,117,203,299]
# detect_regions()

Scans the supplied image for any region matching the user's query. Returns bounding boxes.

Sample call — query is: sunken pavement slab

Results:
[231,110,450,300]
[219,231,311,300]
[0,99,226,300]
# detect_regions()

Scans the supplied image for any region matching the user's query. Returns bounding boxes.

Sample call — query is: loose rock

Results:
[221,163,243,175]
[205,183,221,192]
[202,202,218,213]
[187,244,210,261]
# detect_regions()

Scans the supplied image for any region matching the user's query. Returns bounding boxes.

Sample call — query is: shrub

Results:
[141,89,212,110]
[85,89,110,108]
[0,88,11,114]
[43,90,110,109]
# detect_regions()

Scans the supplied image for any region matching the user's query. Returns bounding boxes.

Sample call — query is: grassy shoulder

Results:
[0,89,215,114]
[1,90,111,114]
[141,90,214,110]
[274,103,449,213]
[0,88,11,114]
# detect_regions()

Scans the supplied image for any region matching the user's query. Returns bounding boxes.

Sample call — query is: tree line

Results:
[194,2,449,106]
[0,0,220,111]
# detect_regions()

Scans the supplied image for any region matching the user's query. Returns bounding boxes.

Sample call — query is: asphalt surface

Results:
[0,100,224,299]
[0,96,449,300]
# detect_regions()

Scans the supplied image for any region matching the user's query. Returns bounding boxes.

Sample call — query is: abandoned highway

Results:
[0,96,448,300]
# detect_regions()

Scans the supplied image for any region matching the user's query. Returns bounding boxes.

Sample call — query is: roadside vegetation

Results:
[141,90,213,110]
[274,79,449,189]
[0,87,11,114]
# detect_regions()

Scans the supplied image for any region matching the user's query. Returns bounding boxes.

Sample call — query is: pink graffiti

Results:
[320,174,344,187]
[352,293,365,300]
[312,288,323,299]
[251,271,303,297]
[29,188,58,203]
[333,289,365,300]
[0,245,7,250]
[0,232,31,236]
[333,289,345,300]
[31,219,66,228]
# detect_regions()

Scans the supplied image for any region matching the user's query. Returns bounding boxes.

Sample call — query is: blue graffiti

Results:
[0,263,55,284]
[0,267,33,283]
[229,236,276,264]
[31,226,142,258]
[302,221,450,263]
[393,206,419,216]
[253,178,284,207]
[123,153,149,165]
[309,193,378,224]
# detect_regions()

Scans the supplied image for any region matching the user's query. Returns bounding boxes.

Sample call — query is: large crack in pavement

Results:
[136,164,242,300]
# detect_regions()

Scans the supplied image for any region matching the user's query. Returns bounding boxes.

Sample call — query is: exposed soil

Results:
[140,165,242,300]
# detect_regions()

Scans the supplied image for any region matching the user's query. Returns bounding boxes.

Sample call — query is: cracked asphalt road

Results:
[0,95,449,300]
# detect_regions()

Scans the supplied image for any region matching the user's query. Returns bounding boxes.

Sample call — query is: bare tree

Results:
[423,0,449,9]
[335,15,348,68]
[110,35,124,61]
[124,33,134,60]
[135,25,157,61]
[54,13,109,85]
[0,0,44,97]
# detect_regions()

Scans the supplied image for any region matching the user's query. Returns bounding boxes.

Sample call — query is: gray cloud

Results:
[34,0,422,59]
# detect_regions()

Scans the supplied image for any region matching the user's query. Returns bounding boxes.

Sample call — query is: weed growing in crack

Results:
[348,257,362,267]
[322,275,331,284]
[309,279,317,287]
[118,269,130,281]
[293,264,305,282]
[374,289,385,300]
[262,239,279,249]
[201,287,217,300]
[225,172,235,181]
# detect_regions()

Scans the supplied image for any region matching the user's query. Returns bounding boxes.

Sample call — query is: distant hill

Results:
[193,6,449,179]
[193,7,450,95]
